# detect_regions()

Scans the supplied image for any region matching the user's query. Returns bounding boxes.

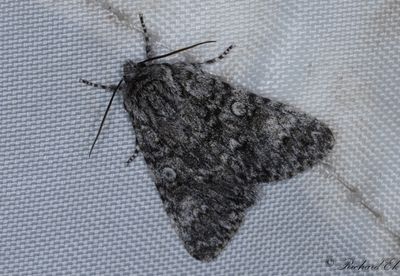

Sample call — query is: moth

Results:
[80,14,335,261]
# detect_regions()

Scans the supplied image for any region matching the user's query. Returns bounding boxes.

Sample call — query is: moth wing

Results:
[223,87,335,183]
[128,64,334,261]
[153,167,257,261]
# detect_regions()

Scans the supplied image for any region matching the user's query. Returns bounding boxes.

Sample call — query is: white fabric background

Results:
[1,0,399,275]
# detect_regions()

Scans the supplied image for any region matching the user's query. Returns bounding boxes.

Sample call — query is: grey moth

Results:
[80,14,335,261]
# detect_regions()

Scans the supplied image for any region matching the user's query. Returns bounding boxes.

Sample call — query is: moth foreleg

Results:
[138,13,153,59]
[79,79,119,92]
[202,44,235,64]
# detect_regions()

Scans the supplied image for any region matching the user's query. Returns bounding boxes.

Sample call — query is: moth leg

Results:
[201,44,235,64]
[79,79,119,92]
[139,13,153,59]
[125,137,140,166]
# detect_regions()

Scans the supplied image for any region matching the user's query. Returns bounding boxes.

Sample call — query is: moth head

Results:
[123,60,139,82]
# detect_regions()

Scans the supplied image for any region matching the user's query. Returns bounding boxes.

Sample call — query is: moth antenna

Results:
[89,78,124,157]
[140,40,216,64]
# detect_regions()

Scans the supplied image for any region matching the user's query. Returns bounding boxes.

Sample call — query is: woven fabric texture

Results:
[0,0,399,275]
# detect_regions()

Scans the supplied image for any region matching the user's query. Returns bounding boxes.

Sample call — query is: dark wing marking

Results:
[124,63,334,261]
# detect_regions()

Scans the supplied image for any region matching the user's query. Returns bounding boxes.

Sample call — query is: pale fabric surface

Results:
[0,0,399,275]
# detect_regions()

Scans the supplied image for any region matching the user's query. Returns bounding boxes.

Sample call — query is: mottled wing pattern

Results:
[123,62,334,261]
